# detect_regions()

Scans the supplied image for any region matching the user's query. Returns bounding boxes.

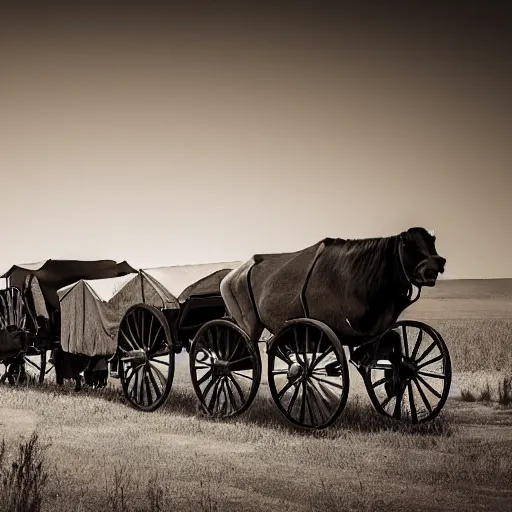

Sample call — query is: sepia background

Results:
[1,3,510,278]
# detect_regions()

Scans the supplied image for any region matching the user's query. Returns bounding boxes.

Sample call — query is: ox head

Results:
[399,227,446,287]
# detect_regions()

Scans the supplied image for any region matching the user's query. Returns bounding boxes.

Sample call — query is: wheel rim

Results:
[364,321,452,423]
[190,320,261,418]
[268,321,349,429]
[5,360,26,385]
[118,305,174,412]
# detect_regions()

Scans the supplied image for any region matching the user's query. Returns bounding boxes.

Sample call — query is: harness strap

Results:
[300,241,328,318]
[246,259,263,326]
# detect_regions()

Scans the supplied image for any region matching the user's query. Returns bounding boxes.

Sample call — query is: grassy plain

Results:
[1,278,511,511]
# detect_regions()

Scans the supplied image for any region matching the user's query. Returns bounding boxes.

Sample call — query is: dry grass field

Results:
[1,278,511,511]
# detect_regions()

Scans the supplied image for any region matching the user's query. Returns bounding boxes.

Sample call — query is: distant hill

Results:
[403,279,512,320]
[421,279,512,300]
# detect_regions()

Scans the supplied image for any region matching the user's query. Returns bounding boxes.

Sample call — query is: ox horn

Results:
[428,229,436,237]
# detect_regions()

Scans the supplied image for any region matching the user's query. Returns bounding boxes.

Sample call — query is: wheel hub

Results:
[399,360,417,380]
[287,362,303,380]
[125,349,147,366]
[212,360,231,377]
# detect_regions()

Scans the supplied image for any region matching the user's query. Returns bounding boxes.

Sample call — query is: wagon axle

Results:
[121,349,148,366]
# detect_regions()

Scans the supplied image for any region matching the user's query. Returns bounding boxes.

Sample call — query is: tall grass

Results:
[428,318,512,372]
[498,376,512,407]
[0,433,49,512]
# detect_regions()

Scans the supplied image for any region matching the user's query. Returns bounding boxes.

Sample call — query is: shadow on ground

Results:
[1,376,454,439]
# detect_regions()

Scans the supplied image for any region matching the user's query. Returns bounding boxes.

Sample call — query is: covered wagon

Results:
[56,262,243,410]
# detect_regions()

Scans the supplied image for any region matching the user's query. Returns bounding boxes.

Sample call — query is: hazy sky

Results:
[1,4,511,278]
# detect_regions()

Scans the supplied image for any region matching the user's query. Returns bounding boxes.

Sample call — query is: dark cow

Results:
[220,227,445,349]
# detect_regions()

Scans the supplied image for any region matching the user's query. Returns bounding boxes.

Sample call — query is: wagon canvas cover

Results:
[58,262,242,357]
[1,259,136,312]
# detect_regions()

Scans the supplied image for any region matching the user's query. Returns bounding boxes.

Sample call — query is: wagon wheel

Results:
[0,287,26,330]
[0,356,27,385]
[118,304,175,412]
[363,320,452,423]
[267,319,350,429]
[190,319,261,418]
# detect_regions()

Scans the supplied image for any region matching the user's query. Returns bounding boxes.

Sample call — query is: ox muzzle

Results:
[413,256,446,286]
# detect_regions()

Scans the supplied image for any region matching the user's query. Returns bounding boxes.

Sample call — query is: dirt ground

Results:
[1,367,511,512]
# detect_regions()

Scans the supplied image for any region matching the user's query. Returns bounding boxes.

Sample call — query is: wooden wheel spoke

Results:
[413,377,433,414]
[125,363,143,385]
[227,374,246,405]
[201,374,217,399]
[305,326,310,354]
[379,393,393,411]
[275,346,293,365]
[304,386,317,427]
[416,375,442,399]
[402,325,409,358]
[224,377,239,411]
[207,329,217,356]
[149,355,171,367]
[125,318,140,350]
[417,354,443,370]
[228,356,253,367]
[277,379,297,400]
[130,312,142,347]
[130,367,140,399]
[207,378,222,413]
[149,364,168,388]
[309,380,334,415]
[415,341,436,364]
[23,358,41,371]
[231,371,253,381]
[411,329,423,360]
[214,326,222,359]
[372,376,390,389]
[138,367,146,404]
[144,371,153,406]
[306,381,328,423]
[149,346,169,358]
[311,346,334,370]
[219,378,230,415]
[293,329,301,357]
[197,369,213,386]
[417,370,445,380]
[228,335,242,362]
[310,375,344,390]
[146,314,155,349]
[148,326,163,354]
[407,381,418,423]
[287,381,301,414]
[298,379,307,424]
[120,329,137,351]
[309,332,323,369]
[147,367,163,400]
[224,328,232,360]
